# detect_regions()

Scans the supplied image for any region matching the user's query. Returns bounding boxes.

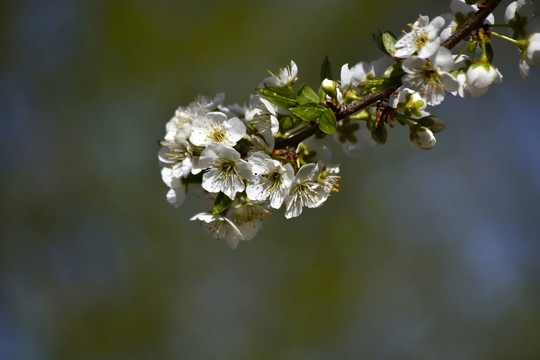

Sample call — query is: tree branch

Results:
[274,0,503,150]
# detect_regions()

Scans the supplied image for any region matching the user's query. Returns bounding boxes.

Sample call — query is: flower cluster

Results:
[158,62,342,248]
[158,0,537,248]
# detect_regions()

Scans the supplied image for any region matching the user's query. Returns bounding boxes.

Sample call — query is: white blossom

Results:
[161,167,186,208]
[189,111,246,147]
[228,201,271,242]
[505,0,536,26]
[188,93,225,114]
[340,56,393,89]
[245,95,279,149]
[192,143,252,200]
[409,126,436,151]
[165,107,194,143]
[190,212,244,249]
[401,47,459,106]
[246,152,294,209]
[284,163,328,219]
[524,33,540,65]
[317,162,341,195]
[465,63,503,97]
[389,88,430,119]
[395,15,445,59]
[263,60,298,87]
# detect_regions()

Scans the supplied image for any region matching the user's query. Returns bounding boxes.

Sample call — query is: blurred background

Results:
[2,0,540,359]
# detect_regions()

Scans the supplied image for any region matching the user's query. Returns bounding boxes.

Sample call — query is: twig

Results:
[274,0,503,150]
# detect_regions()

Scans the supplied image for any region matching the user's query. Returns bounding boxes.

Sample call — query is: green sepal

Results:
[297,84,320,105]
[212,192,233,215]
[370,122,387,144]
[320,56,332,81]
[319,108,337,134]
[256,85,298,109]
[289,103,327,122]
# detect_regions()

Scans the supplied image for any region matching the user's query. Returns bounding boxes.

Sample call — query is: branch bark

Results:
[274,0,503,150]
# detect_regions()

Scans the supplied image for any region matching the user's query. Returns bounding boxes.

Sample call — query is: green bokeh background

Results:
[2,0,540,359]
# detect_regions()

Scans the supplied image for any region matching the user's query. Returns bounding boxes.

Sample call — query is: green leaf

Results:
[297,84,320,104]
[320,56,332,81]
[319,108,337,134]
[370,122,387,144]
[212,192,233,215]
[289,103,326,122]
[256,85,298,109]
[381,31,397,55]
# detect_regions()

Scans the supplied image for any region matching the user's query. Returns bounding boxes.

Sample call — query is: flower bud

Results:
[322,78,338,98]
[409,126,436,151]
[465,63,503,97]
[525,33,540,66]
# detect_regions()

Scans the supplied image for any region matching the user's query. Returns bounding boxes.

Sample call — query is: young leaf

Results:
[319,108,337,134]
[256,85,298,108]
[320,56,332,81]
[297,84,320,104]
[382,31,397,55]
[289,103,326,122]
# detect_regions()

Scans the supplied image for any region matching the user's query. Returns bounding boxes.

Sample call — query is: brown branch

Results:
[274,0,503,150]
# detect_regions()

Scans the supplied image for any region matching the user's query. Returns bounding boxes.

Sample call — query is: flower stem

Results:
[491,31,521,45]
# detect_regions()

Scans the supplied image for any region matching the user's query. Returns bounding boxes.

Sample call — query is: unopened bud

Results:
[322,78,338,98]
[409,126,436,151]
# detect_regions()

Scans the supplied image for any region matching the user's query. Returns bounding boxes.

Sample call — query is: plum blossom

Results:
[395,15,445,59]
[189,111,246,147]
[285,163,328,219]
[401,47,459,106]
[246,152,294,209]
[190,212,245,249]
[465,63,503,97]
[245,95,279,149]
[409,127,436,151]
[389,88,430,119]
[263,60,298,87]
[192,143,252,200]
[228,201,271,242]
[161,167,186,208]
[317,163,341,195]
[340,56,393,90]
